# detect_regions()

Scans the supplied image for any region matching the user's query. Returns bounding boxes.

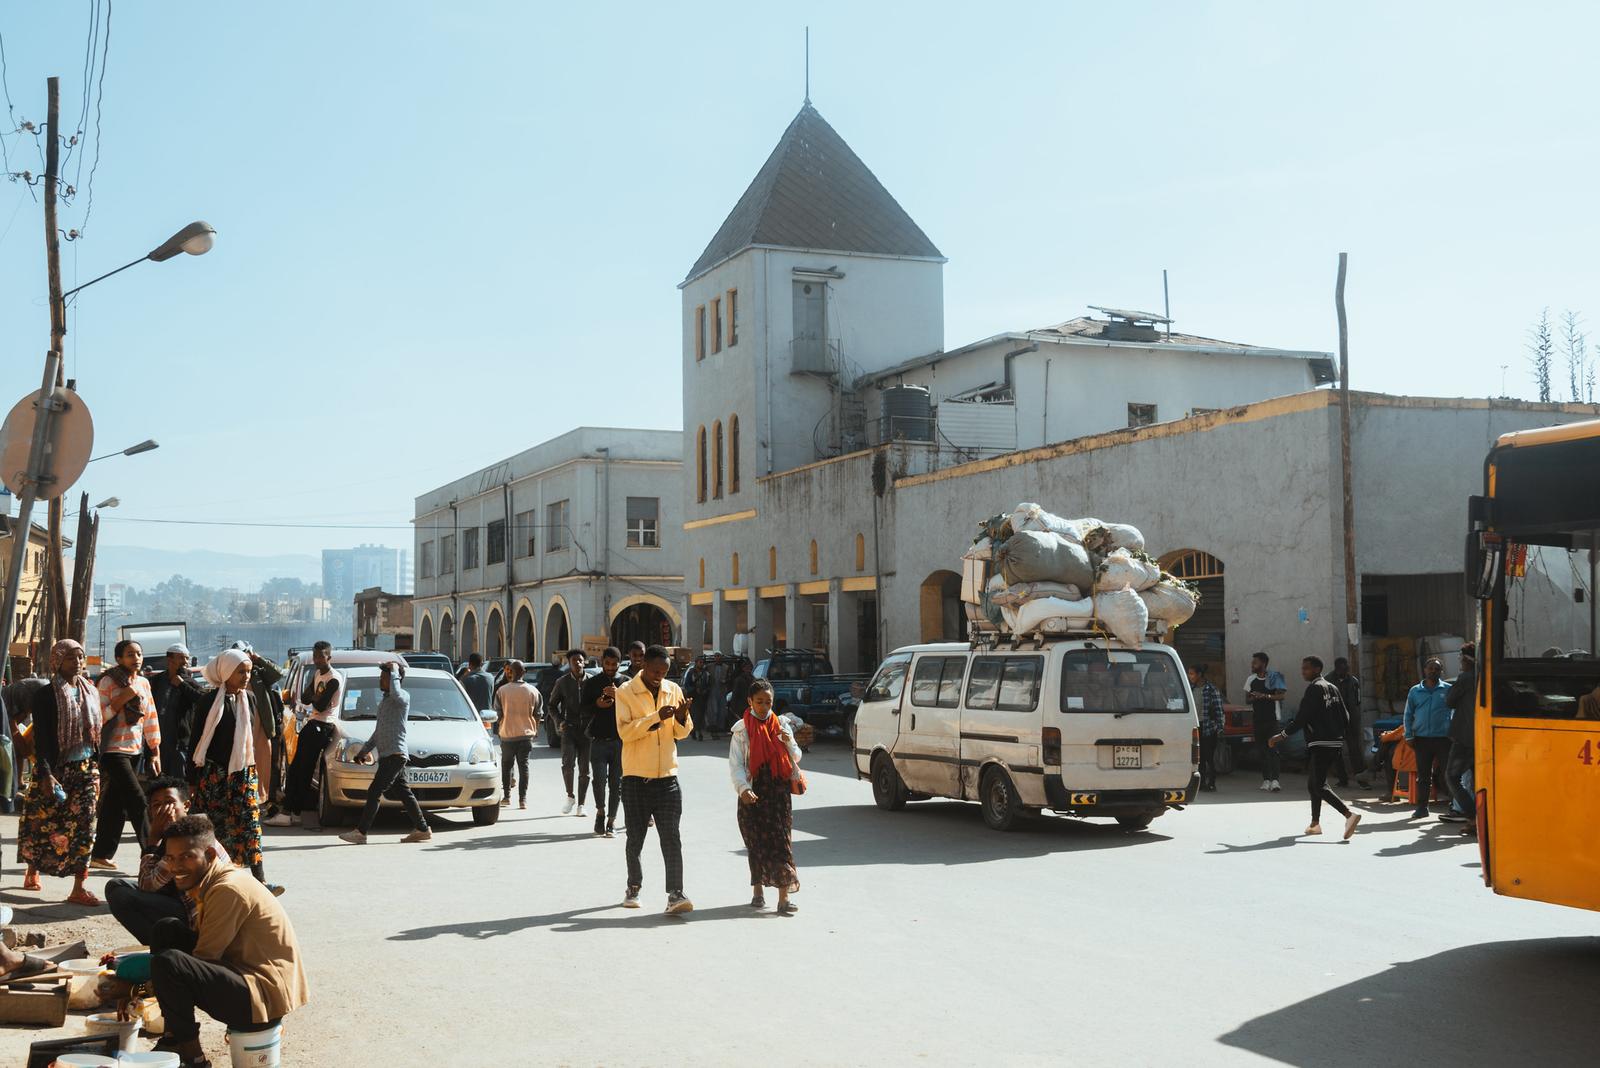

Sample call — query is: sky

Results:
[1,1,1597,569]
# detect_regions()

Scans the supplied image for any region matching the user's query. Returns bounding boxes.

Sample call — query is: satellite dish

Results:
[0,386,95,500]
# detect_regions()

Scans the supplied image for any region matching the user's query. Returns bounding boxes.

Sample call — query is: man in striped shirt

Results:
[91,639,163,870]
[1188,664,1224,792]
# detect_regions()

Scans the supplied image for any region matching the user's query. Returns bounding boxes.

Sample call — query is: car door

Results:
[959,654,1045,803]
[893,654,967,797]
[854,652,912,774]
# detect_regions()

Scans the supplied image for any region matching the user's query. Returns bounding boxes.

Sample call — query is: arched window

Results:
[855,533,866,572]
[768,546,777,580]
[731,552,740,585]
[696,426,707,504]
[809,539,819,575]
[712,420,724,500]
[729,415,741,494]
[698,558,706,588]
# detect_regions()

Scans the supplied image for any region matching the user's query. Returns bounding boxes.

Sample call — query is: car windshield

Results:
[339,669,478,721]
[1059,650,1191,715]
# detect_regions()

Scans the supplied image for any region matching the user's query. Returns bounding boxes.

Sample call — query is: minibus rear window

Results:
[1060,650,1189,714]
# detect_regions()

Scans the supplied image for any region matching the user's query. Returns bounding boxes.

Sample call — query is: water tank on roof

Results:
[880,385,933,443]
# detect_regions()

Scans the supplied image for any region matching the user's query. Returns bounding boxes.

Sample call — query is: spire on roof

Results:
[684,103,943,282]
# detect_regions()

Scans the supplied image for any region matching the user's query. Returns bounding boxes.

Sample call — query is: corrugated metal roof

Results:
[1034,317,1258,350]
[684,104,943,283]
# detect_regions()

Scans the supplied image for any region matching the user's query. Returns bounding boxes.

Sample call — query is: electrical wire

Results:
[0,29,13,174]
[78,0,111,234]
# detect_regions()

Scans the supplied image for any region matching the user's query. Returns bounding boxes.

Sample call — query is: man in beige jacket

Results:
[148,813,308,1064]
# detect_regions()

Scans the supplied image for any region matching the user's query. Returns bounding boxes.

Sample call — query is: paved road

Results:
[3,738,1598,1066]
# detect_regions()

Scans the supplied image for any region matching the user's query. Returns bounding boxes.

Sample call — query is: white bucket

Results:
[116,1053,181,1067]
[54,1055,118,1066]
[85,1012,142,1052]
[226,1023,283,1068]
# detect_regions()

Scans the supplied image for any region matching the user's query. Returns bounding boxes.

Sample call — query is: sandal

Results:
[0,954,53,983]
[20,874,40,892]
[777,900,798,915]
[749,894,766,909]
[66,888,102,907]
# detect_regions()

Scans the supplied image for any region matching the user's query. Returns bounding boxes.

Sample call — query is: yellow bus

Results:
[1467,418,1600,912]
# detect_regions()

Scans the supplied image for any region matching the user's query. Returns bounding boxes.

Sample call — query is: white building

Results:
[412,428,683,662]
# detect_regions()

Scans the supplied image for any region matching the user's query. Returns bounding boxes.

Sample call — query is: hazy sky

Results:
[1,2,1597,568]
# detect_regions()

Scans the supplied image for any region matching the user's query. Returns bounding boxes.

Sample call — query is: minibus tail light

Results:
[1042,727,1061,767]
[1191,727,1200,766]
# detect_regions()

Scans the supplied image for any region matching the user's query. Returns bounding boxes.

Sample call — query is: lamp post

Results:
[0,79,216,680]
[87,441,159,464]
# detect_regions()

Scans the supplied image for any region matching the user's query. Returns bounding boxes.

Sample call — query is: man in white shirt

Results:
[267,642,344,828]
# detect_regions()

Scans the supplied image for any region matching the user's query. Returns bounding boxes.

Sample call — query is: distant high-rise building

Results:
[322,545,400,615]
[398,549,413,595]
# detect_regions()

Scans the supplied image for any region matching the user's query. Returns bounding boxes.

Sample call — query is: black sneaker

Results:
[665,892,694,915]
[1438,811,1468,823]
[621,888,640,909]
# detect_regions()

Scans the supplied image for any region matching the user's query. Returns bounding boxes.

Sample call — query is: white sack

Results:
[989,580,1083,607]
[1140,581,1199,625]
[1094,587,1150,647]
[1095,548,1161,592]
[1010,595,1096,635]
[1085,523,1147,555]
[1011,503,1101,544]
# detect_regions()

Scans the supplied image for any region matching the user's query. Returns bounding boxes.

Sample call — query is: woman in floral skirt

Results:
[18,639,103,905]
[728,679,805,914]
[190,647,272,887]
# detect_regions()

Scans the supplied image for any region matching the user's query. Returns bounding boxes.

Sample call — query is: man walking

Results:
[461,653,494,713]
[1326,657,1370,789]
[494,660,541,810]
[615,645,693,914]
[549,649,590,817]
[1270,656,1362,840]
[149,644,204,776]
[268,641,343,828]
[1187,664,1223,792]
[1244,652,1287,792]
[624,641,647,678]
[1403,657,1454,821]
[1441,643,1477,831]
[582,646,626,837]
[92,639,163,870]
[340,660,431,845]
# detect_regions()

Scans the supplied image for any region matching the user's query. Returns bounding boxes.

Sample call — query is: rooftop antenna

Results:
[1162,268,1171,338]
[804,26,811,105]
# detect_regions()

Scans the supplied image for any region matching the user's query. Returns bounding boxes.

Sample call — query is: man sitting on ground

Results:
[147,813,308,1067]
[106,777,232,945]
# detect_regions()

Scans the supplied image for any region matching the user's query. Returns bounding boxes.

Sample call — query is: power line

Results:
[79,0,111,234]
[0,29,13,174]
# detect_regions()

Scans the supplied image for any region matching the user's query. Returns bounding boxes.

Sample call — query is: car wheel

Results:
[979,767,1023,832]
[1116,813,1156,832]
[870,753,907,811]
[318,762,353,828]
[1213,741,1235,776]
[472,804,500,827]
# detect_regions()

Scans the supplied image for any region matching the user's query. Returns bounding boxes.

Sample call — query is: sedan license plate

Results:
[1112,745,1142,770]
[404,769,451,785]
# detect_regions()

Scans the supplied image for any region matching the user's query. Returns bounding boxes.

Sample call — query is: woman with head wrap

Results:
[17,639,104,904]
[190,648,276,890]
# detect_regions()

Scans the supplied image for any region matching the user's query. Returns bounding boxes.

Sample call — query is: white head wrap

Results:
[194,649,255,775]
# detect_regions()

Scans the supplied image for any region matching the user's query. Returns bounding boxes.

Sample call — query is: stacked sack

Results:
[965,502,1199,647]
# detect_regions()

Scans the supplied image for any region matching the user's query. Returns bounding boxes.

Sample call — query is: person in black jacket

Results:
[149,644,207,777]
[1441,644,1477,831]
[1271,656,1363,841]
[581,647,625,837]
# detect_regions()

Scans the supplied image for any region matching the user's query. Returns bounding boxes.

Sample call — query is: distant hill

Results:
[93,544,322,591]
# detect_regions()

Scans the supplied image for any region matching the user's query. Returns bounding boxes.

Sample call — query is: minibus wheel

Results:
[871,754,907,811]
[979,767,1023,831]
[1116,813,1155,832]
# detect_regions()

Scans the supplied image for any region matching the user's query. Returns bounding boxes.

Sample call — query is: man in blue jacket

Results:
[1403,657,1453,820]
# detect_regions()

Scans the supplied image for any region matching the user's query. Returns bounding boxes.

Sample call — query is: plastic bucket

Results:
[226,1023,283,1068]
[84,1011,142,1051]
[54,1056,118,1066]
[115,1054,181,1066]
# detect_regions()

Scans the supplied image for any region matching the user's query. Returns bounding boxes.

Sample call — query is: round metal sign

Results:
[0,386,95,500]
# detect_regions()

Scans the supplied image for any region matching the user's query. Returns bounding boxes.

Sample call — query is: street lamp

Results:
[61,221,217,300]
[94,497,119,509]
[87,439,159,463]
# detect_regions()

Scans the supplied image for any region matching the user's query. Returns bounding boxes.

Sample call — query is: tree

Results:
[1529,307,1554,402]
[1561,310,1591,403]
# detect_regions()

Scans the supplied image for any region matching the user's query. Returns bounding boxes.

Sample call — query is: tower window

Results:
[695,305,707,361]
[728,289,739,346]
[711,297,723,354]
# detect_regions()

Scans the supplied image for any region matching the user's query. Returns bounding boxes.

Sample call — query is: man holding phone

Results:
[614,645,693,914]
[580,646,626,837]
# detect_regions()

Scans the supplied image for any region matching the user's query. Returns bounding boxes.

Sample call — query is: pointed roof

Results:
[684,104,943,282]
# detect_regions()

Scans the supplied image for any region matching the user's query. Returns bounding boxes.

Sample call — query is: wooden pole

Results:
[67,492,97,644]
[42,76,72,647]
[1336,253,1358,670]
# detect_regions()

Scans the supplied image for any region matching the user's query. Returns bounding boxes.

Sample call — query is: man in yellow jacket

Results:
[615,645,694,914]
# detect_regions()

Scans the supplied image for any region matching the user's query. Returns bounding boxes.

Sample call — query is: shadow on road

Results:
[1218,937,1600,1066]
[789,802,1169,868]
[388,902,765,941]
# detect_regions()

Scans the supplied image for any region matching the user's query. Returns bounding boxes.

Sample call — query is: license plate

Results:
[1113,745,1142,769]
[404,769,451,784]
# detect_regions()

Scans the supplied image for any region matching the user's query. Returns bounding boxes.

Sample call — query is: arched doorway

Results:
[1161,549,1226,692]
[485,608,505,660]
[419,613,434,652]
[513,604,535,660]
[919,570,964,642]
[545,602,570,659]
[438,612,455,660]
[461,611,479,660]
[610,600,674,649]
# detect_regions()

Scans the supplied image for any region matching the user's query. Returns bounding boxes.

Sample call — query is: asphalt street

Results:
[3,738,1598,1066]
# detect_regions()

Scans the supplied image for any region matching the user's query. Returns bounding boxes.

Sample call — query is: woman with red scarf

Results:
[728,679,804,913]
[17,639,103,904]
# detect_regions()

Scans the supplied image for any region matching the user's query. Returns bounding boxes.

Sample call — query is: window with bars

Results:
[486,518,506,565]
[695,305,706,361]
[513,510,536,557]
[626,497,659,548]
[546,500,570,551]
[711,296,723,354]
[440,534,456,574]
[728,288,739,346]
[462,527,480,570]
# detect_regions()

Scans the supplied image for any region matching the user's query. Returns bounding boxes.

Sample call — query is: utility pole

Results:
[1336,253,1359,672]
[43,75,71,648]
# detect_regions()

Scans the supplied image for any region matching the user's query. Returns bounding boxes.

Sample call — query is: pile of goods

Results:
[961,502,1199,647]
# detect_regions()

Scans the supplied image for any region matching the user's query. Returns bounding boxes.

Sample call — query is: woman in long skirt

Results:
[17,639,103,905]
[190,648,271,886]
[728,679,804,914]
